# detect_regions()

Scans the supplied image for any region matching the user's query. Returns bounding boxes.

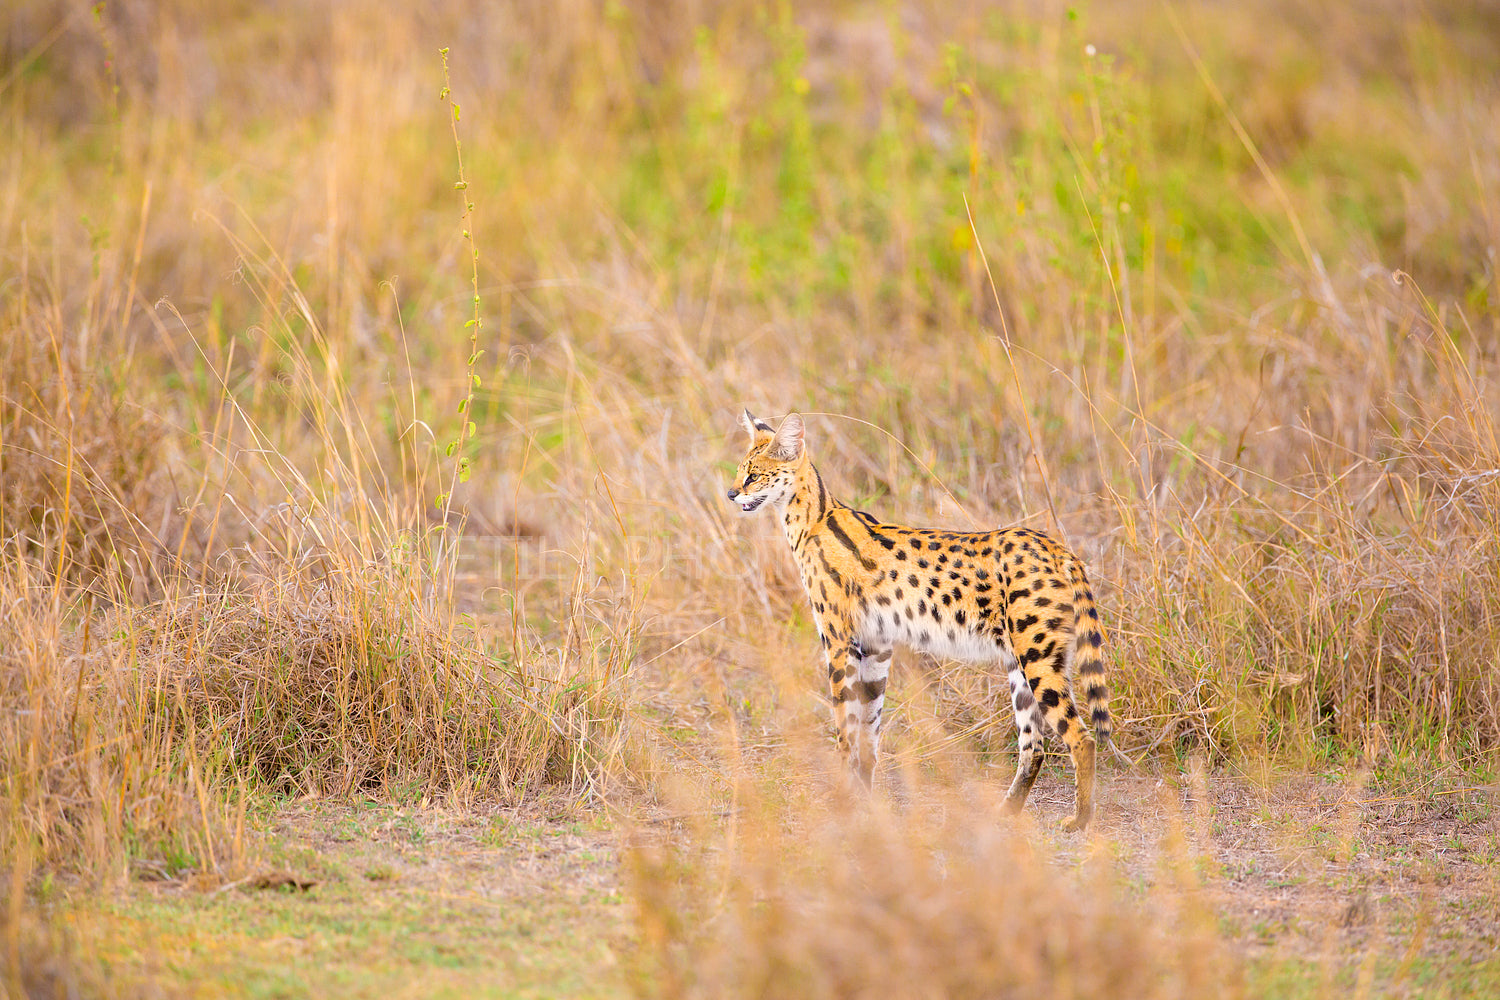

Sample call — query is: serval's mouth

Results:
[738,495,767,513]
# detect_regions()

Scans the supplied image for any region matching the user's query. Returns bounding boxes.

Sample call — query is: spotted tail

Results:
[1068,559,1112,745]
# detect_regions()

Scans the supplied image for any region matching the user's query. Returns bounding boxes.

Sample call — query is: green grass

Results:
[1248,955,1500,1000]
[81,884,626,999]
[52,805,629,1000]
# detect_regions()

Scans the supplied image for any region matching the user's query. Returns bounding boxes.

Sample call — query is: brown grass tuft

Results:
[627,779,1240,1000]
[131,576,634,801]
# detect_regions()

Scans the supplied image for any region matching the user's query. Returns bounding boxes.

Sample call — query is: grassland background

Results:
[3,0,1499,996]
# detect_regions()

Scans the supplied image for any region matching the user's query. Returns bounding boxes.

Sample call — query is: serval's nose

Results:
[726,487,740,500]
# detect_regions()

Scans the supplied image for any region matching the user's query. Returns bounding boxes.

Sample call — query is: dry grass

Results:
[129,578,630,800]
[628,768,1242,1000]
[3,0,1499,994]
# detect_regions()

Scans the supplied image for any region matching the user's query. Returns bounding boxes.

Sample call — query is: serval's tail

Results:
[1068,559,1112,745]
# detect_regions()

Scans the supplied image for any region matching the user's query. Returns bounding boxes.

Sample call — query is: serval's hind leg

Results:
[1061,736,1097,833]
[1001,664,1044,815]
[1031,658,1096,832]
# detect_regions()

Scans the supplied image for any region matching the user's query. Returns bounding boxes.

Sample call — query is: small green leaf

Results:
[471,374,481,389]
[445,441,456,456]
[458,398,467,413]
[453,103,461,121]
[454,181,468,190]
[458,460,472,483]
[466,421,476,438]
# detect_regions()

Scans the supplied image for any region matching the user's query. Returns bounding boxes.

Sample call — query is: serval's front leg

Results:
[850,640,892,789]
[823,628,881,790]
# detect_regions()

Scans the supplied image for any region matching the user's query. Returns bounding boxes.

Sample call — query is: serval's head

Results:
[727,409,805,514]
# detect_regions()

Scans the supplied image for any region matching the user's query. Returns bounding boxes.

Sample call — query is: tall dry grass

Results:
[2,0,1499,991]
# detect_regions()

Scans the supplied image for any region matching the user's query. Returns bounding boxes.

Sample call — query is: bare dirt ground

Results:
[1024,763,1500,993]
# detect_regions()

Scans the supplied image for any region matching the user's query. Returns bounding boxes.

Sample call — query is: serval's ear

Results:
[741,408,775,441]
[771,413,805,461]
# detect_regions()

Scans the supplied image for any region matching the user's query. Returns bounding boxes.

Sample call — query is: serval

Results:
[727,410,1112,831]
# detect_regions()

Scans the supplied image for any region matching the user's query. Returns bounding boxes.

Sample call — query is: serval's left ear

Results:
[741,408,775,441]
[771,413,805,461]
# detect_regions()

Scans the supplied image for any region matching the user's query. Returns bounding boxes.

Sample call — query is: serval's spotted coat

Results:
[728,410,1112,831]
